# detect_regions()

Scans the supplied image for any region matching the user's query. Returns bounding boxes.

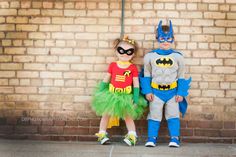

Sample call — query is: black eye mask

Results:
[117,47,135,56]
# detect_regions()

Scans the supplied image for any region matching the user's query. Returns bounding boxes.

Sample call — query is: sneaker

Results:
[123,134,137,146]
[95,132,110,145]
[168,137,180,148]
[145,137,157,147]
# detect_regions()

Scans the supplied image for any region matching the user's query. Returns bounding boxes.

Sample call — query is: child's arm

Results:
[176,55,191,99]
[99,73,111,91]
[99,62,113,91]
[142,54,154,102]
[103,73,111,83]
[144,54,152,77]
[175,55,185,102]
[177,55,185,79]
[133,77,139,104]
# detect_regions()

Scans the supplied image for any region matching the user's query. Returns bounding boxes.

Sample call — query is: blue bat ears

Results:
[169,20,173,35]
[156,20,174,43]
[157,20,173,35]
[157,20,163,36]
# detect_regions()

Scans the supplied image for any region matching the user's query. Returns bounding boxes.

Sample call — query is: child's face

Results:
[116,42,135,62]
[159,41,173,50]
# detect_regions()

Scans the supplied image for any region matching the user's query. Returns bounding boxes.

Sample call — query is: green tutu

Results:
[91,83,147,120]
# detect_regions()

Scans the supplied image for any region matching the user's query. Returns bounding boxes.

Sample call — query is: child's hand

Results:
[99,82,109,91]
[175,95,183,102]
[145,93,154,102]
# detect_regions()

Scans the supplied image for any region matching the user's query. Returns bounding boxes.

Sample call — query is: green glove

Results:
[133,87,139,104]
[99,82,109,91]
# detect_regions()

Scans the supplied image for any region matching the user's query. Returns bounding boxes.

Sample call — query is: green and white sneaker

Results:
[95,132,110,145]
[123,134,137,146]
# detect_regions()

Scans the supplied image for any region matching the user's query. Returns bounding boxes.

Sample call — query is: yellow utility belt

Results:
[151,81,177,91]
[109,84,132,94]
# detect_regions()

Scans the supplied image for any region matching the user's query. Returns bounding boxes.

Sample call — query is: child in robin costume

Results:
[140,20,191,148]
[92,36,146,146]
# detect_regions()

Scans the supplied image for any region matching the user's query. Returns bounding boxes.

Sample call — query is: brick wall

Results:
[0,0,235,143]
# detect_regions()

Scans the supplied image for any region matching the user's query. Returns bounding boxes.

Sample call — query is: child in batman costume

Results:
[140,20,191,147]
[92,36,147,146]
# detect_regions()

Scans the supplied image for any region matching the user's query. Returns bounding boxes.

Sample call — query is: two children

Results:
[92,20,191,147]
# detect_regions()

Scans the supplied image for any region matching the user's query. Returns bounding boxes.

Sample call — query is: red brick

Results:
[188,120,223,129]
[17,117,30,125]
[42,120,53,126]
[66,120,78,126]
[89,127,98,135]
[51,135,78,141]
[7,117,17,125]
[160,122,168,128]
[181,128,194,136]
[136,128,143,136]
[0,126,14,134]
[90,118,100,126]
[78,119,89,126]
[64,127,89,135]
[208,138,233,144]
[78,135,96,141]
[195,129,220,137]
[224,121,235,129]
[30,119,41,125]
[182,137,208,143]
[134,119,147,127]
[157,137,169,143]
[159,128,168,136]
[220,130,236,137]
[0,134,28,140]
[181,120,187,128]
[28,135,51,141]
[0,117,6,125]
[54,120,65,126]
[39,126,63,134]
[107,127,126,135]
[15,126,38,134]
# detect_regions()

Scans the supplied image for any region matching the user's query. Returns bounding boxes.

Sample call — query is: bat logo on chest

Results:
[155,57,174,68]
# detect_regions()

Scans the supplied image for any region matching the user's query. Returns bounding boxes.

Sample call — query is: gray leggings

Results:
[147,95,180,121]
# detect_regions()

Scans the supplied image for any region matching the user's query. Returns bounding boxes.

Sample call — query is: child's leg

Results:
[165,97,180,147]
[96,115,110,145]
[124,116,136,133]
[99,115,110,132]
[124,116,137,146]
[145,95,164,147]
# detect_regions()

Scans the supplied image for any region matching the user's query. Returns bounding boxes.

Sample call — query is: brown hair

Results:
[162,25,169,33]
[113,38,121,49]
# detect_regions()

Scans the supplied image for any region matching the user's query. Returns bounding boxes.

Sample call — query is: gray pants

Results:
[147,95,180,121]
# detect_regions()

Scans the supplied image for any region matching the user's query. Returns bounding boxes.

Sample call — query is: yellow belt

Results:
[109,84,132,94]
[151,81,177,90]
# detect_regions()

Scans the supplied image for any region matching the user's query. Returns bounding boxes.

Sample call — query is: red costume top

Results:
[108,62,138,94]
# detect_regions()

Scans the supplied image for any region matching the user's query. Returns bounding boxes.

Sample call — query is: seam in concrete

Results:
[109,145,114,157]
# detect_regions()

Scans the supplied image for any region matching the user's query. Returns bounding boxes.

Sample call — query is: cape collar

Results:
[152,48,174,55]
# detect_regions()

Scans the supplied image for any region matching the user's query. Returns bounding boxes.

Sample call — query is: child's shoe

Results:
[145,137,157,147]
[95,132,110,145]
[168,137,180,148]
[123,134,137,146]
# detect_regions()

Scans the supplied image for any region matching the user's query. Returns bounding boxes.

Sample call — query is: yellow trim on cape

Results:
[107,117,120,128]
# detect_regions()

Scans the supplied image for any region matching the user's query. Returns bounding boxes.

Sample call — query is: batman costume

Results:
[140,20,191,147]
